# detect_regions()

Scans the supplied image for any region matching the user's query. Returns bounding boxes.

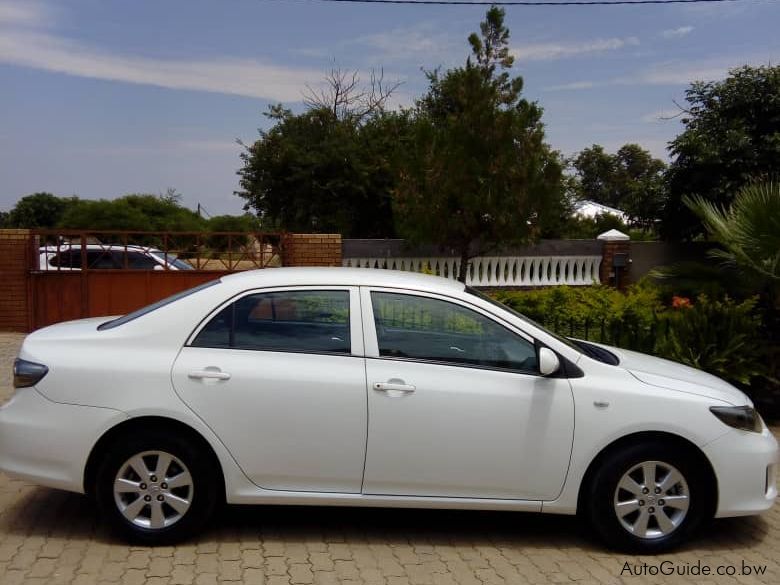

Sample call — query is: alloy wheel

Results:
[113,450,194,530]
[613,460,690,539]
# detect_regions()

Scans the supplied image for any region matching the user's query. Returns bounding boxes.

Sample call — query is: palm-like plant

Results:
[684,180,780,306]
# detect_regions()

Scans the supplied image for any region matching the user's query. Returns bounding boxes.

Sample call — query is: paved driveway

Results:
[1,332,778,584]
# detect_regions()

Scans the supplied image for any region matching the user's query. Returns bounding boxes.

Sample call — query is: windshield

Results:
[465,287,583,353]
[151,251,194,270]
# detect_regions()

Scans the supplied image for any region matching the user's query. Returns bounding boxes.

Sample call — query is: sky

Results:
[1,0,779,216]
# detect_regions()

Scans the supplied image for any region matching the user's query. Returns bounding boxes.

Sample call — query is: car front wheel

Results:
[585,442,712,553]
[95,431,218,544]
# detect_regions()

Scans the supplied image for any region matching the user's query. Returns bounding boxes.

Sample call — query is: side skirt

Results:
[227,489,544,513]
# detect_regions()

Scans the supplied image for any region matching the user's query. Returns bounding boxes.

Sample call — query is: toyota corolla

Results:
[1,268,776,552]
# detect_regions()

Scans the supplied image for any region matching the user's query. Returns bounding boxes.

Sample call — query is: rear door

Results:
[172,286,368,493]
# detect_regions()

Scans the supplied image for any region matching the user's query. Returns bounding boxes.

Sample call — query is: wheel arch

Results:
[576,430,718,517]
[83,416,226,502]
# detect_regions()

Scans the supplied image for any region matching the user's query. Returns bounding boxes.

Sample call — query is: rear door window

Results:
[192,290,351,354]
[125,251,160,269]
[87,250,119,269]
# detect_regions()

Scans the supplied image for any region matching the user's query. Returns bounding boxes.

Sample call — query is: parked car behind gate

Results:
[39,244,193,271]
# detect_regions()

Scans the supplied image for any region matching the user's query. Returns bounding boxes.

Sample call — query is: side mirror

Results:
[153,264,165,271]
[538,347,560,376]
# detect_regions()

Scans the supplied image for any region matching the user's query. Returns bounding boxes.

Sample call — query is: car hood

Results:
[587,342,751,406]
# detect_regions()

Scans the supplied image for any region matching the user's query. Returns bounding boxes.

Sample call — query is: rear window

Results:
[98,279,220,330]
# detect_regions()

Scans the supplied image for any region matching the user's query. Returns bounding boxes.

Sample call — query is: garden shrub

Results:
[488,283,767,393]
[654,295,765,386]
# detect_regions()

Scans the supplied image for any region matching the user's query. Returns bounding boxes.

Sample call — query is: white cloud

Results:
[0,0,49,26]
[178,140,241,153]
[628,61,736,86]
[339,24,458,64]
[513,37,639,62]
[544,56,771,91]
[0,25,325,102]
[76,139,242,157]
[661,26,694,39]
[544,80,597,91]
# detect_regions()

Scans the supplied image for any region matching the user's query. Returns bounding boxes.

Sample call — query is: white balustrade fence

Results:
[342,255,602,286]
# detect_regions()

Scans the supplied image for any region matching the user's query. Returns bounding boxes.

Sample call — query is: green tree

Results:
[4,192,76,228]
[206,213,261,252]
[207,213,260,233]
[236,70,404,237]
[570,145,616,205]
[664,65,780,240]
[58,194,205,231]
[570,144,667,230]
[685,181,780,309]
[393,7,564,282]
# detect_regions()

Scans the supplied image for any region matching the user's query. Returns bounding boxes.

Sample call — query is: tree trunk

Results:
[458,248,470,283]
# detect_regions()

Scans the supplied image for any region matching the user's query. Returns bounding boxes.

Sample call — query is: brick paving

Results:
[1,331,779,584]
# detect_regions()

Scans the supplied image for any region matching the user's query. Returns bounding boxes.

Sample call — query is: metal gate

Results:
[29,230,282,330]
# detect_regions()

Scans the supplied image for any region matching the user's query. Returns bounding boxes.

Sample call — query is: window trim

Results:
[185,286,364,358]
[360,287,542,376]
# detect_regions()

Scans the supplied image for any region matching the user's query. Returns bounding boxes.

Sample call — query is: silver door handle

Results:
[188,369,231,380]
[373,382,416,393]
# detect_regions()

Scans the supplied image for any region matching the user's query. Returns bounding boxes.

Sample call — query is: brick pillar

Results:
[0,229,32,332]
[281,234,342,267]
[597,229,631,289]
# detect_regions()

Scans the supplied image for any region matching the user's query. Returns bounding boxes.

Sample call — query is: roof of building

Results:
[573,200,628,221]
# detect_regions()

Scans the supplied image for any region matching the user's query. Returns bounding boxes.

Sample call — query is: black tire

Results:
[94,430,219,545]
[583,442,713,554]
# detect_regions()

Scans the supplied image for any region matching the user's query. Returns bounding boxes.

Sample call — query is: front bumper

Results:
[703,425,778,518]
[0,387,125,493]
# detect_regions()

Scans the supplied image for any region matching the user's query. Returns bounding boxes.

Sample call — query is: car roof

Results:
[220,267,466,294]
[41,244,160,252]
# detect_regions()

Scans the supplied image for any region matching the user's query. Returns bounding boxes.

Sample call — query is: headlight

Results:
[709,405,763,433]
[12,358,49,388]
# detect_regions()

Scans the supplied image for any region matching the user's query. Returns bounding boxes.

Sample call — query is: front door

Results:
[172,287,367,493]
[361,289,574,500]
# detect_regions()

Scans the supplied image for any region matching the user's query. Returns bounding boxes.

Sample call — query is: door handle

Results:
[373,382,416,393]
[188,369,231,381]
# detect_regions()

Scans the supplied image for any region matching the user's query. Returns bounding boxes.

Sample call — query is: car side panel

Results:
[542,362,734,514]
[0,387,126,493]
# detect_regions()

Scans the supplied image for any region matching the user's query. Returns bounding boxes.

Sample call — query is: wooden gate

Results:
[29,230,282,330]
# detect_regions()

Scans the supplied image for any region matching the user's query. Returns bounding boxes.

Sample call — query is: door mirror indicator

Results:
[538,348,560,376]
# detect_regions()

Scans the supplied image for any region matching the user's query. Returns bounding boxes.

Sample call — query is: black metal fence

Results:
[541,314,670,354]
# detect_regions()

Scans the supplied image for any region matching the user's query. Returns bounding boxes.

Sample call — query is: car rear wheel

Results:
[95,431,218,544]
[585,442,712,553]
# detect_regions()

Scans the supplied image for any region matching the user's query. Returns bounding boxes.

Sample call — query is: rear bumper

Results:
[703,425,778,518]
[0,387,125,493]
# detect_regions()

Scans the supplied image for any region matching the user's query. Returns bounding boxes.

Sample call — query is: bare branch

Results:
[663,99,692,119]
[302,66,402,123]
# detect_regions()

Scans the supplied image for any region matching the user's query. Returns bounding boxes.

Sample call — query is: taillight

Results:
[13,358,49,388]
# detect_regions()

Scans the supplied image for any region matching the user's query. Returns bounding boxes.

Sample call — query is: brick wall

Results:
[597,231,631,289]
[282,234,342,267]
[0,229,32,332]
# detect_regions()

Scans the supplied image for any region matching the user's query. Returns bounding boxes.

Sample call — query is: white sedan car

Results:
[1,268,776,552]
[39,244,193,271]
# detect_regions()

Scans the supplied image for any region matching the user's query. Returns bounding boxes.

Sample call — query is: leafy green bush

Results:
[654,295,763,386]
[489,284,767,392]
